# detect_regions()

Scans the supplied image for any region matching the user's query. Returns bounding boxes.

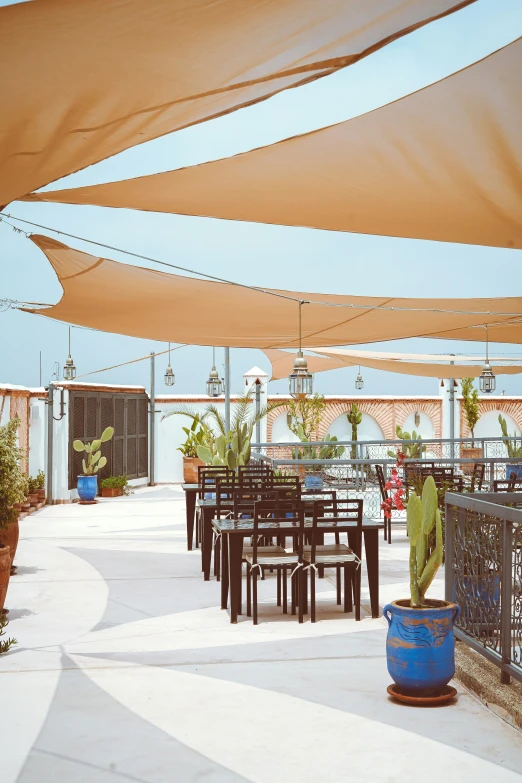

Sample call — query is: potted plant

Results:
[460,378,482,472]
[387,425,424,459]
[383,475,459,699]
[27,475,39,507]
[498,414,522,481]
[35,470,46,501]
[100,475,129,497]
[0,615,17,652]
[177,416,209,482]
[72,427,114,502]
[285,393,344,487]
[0,544,10,614]
[0,418,28,576]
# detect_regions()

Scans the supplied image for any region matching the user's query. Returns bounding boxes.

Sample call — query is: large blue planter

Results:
[506,463,522,481]
[304,474,323,490]
[383,600,460,694]
[77,475,98,502]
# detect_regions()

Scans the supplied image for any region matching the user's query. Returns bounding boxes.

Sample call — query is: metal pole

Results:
[224,347,231,434]
[255,379,261,449]
[449,356,455,459]
[150,351,155,486]
[46,383,53,504]
[39,351,42,387]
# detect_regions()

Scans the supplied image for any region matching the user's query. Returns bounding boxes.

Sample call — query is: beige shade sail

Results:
[0,0,473,209]
[25,235,522,347]
[27,36,522,250]
[263,348,522,380]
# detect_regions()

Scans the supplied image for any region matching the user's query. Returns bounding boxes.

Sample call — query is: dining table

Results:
[212,514,383,623]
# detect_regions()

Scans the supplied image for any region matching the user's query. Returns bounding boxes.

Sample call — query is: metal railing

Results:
[251,438,522,520]
[445,492,522,684]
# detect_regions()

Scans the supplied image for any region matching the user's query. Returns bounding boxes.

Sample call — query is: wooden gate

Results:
[68,390,148,489]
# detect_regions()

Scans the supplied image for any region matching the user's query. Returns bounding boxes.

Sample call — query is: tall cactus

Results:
[346,403,362,459]
[498,414,522,458]
[406,475,443,607]
[73,427,114,475]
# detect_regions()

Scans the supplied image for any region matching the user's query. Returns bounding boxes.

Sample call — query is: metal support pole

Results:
[224,347,231,434]
[500,520,513,684]
[255,379,261,450]
[46,383,53,504]
[449,356,455,459]
[150,351,155,486]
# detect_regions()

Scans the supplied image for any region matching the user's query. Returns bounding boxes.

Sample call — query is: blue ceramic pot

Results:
[383,599,460,694]
[506,463,522,481]
[77,475,98,502]
[304,474,323,490]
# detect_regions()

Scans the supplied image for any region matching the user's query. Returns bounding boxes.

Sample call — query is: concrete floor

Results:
[2,485,522,783]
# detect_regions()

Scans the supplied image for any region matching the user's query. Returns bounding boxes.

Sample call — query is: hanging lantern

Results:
[479,325,496,394]
[355,366,364,390]
[288,301,313,399]
[63,326,76,381]
[164,343,175,387]
[206,348,223,397]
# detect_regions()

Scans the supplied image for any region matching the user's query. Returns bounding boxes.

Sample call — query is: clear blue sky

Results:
[1,0,521,396]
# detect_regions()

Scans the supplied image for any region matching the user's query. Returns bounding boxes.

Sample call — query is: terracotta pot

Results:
[0,545,10,613]
[0,518,19,568]
[28,493,39,507]
[21,502,31,512]
[461,446,482,475]
[101,487,123,498]
[183,456,205,483]
[36,488,46,501]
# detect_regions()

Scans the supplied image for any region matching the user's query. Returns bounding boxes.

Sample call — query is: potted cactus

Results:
[197,424,251,469]
[177,417,209,482]
[73,427,114,502]
[383,475,459,698]
[498,414,522,481]
[460,378,482,472]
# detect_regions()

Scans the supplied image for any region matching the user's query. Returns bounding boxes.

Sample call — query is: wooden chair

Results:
[493,477,522,492]
[469,462,485,492]
[375,464,392,543]
[303,499,362,622]
[245,499,305,624]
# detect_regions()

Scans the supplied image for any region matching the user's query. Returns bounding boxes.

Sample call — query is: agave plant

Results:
[73,427,114,475]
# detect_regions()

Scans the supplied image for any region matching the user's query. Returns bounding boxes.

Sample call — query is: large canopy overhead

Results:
[0,0,472,209]
[263,348,522,381]
[27,36,522,250]
[26,235,522,347]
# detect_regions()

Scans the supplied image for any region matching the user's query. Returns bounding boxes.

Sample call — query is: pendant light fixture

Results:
[479,324,496,394]
[355,365,364,390]
[63,326,76,381]
[206,347,223,397]
[288,301,313,399]
[164,342,175,386]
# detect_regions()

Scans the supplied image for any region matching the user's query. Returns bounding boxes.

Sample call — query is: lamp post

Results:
[63,326,76,381]
[479,325,496,394]
[164,343,175,386]
[288,301,313,399]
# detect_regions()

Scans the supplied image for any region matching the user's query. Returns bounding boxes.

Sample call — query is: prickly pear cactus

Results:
[407,475,443,607]
[73,426,114,475]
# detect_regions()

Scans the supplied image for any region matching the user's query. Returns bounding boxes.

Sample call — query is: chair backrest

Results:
[308,498,363,564]
[375,464,388,502]
[272,474,300,487]
[233,487,301,517]
[493,477,522,492]
[198,465,235,498]
[252,499,304,563]
[301,489,336,515]
[470,462,485,492]
[213,477,237,512]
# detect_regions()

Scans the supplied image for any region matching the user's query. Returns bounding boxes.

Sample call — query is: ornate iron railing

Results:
[445,492,522,684]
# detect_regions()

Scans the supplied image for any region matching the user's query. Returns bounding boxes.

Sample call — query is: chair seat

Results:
[304,544,357,565]
[245,552,299,567]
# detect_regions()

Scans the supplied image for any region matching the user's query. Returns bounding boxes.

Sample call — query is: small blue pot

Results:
[304,474,323,490]
[506,463,522,481]
[383,600,460,694]
[77,475,98,502]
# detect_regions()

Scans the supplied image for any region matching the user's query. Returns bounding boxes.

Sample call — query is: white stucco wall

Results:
[328,412,385,442]
[28,398,46,478]
[474,409,520,439]
[401,411,435,440]
[271,411,300,444]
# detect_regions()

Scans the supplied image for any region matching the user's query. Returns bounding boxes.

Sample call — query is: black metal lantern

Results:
[206,348,223,397]
[164,343,175,387]
[355,366,364,390]
[63,326,76,381]
[479,326,496,394]
[288,301,313,400]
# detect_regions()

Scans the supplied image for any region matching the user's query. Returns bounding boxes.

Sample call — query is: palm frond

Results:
[161,405,201,423]
[232,392,253,431]
[204,404,227,436]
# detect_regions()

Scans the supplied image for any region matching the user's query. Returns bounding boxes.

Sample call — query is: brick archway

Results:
[394,401,441,439]
[460,399,522,437]
[318,400,393,440]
